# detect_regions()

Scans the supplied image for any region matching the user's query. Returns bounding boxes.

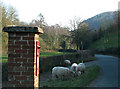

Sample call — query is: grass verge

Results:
[40,65,100,87]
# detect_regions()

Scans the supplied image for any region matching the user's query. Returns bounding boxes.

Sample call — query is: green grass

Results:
[40,52,71,58]
[40,65,100,87]
[1,52,71,63]
[89,31,118,50]
[0,54,8,63]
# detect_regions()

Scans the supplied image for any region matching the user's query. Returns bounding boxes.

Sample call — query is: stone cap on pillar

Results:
[3,25,43,34]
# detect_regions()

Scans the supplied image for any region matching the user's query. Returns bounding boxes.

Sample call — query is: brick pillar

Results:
[3,26,43,88]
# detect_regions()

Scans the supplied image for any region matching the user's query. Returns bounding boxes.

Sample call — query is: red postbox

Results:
[36,41,40,76]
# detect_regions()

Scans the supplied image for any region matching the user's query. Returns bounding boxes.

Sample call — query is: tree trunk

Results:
[77,45,78,50]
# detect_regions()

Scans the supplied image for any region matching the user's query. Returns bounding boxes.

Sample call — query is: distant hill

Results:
[85,11,116,30]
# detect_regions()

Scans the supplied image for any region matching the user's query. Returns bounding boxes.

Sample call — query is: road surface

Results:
[86,54,119,87]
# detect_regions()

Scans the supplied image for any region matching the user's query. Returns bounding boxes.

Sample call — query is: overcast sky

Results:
[2,0,119,26]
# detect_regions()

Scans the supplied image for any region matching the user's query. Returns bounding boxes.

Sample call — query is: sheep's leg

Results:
[52,74,57,79]
[62,75,65,80]
[52,74,54,79]
[82,71,85,73]
[55,74,58,79]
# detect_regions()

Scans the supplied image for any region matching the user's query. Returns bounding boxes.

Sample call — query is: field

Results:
[89,31,118,50]
[40,65,100,87]
[1,52,71,63]
[40,52,71,58]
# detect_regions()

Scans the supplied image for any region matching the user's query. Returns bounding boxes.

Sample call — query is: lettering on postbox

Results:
[36,41,40,76]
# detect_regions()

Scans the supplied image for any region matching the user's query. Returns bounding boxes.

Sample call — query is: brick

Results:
[22,81,34,85]
[27,67,34,71]
[27,75,34,80]
[8,58,14,62]
[8,45,15,49]
[8,81,20,85]
[8,49,15,53]
[23,37,34,40]
[16,76,27,80]
[8,74,14,81]
[22,45,34,49]
[22,72,33,75]
[27,49,34,53]
[9,45,21,49]
[22,63,33,67]
[15,58,27,62]
[8,54,20,58]
[8,63,21,67]
[8,66,14,71]
[27,59,34,62]
[15,41,27,45]
[14,67,27,71]
[8,72,20,75]
[28,41,34,45]
[15,49,27,53]
[22,54,34,58]
[9,36,21,40]
[15,84,27,87]
[8,40,14,44]
[6,28,42,87]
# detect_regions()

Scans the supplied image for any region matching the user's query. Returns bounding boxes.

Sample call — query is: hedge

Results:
[40,50,94,73]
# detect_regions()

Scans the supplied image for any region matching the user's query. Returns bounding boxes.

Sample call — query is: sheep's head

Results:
[64,60,71,67]
[71,63,78,72]
[72,63,77,66]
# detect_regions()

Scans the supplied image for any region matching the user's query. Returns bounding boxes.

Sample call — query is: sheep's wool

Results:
[52,67,74,79]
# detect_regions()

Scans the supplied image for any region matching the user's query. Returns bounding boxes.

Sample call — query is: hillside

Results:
[89,30,118,50]
[85,11,116,30]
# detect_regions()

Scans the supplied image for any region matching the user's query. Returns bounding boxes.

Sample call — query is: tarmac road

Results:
[86,54,119,87]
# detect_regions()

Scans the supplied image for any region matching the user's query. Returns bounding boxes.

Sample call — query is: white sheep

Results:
[70,63,78,72]
[52,67,75,80]
[76,63,86,73]
[64,60,71,67]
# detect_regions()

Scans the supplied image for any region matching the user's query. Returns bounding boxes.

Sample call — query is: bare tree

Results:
[71,21,90,50]
[69,16,82,30]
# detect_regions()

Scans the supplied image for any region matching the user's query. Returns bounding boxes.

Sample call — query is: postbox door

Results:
[36,41,40,75]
